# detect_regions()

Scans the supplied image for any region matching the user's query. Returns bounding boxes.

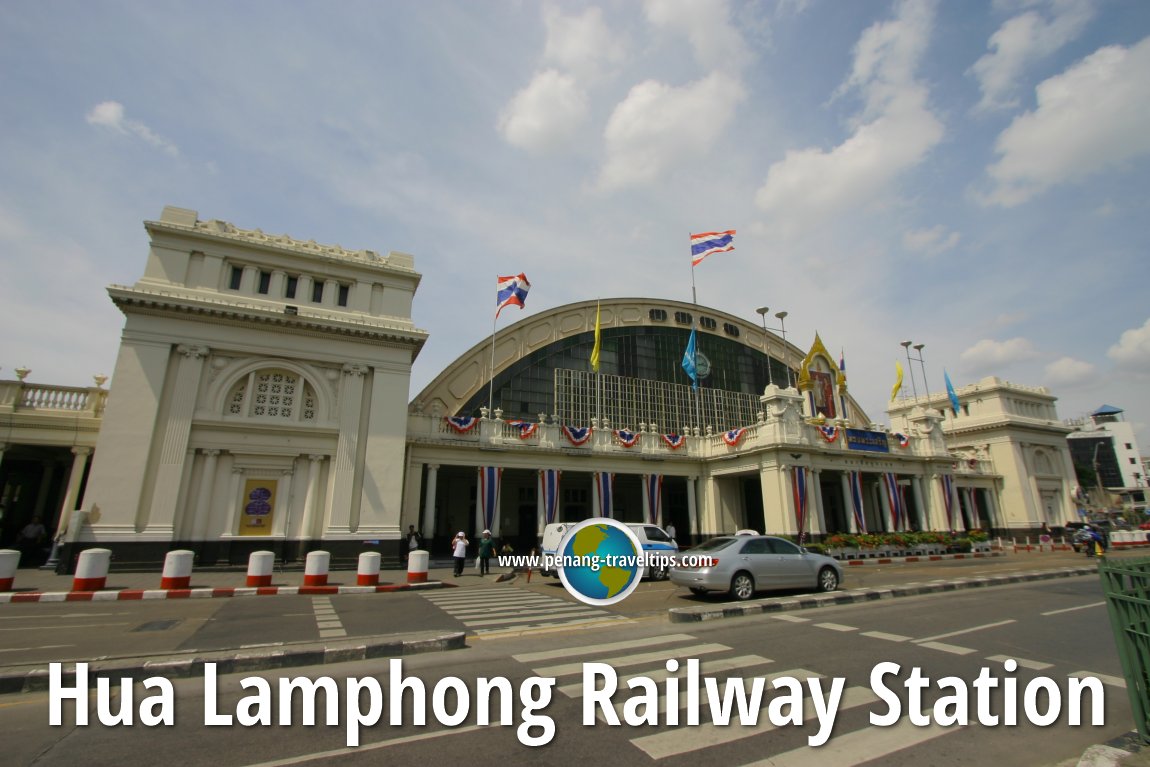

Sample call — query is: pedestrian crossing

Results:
[420,587,630,635]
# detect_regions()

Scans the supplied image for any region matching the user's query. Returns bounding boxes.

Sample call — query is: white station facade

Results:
[0,208,1082,570]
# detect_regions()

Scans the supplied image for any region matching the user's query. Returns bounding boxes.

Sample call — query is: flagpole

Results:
[488,309,497,415]
[689,232,697,305]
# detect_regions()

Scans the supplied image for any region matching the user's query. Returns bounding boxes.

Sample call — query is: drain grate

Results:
[132,620,180,632]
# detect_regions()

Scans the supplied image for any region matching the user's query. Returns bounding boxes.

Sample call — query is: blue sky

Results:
[2,0,1149,451]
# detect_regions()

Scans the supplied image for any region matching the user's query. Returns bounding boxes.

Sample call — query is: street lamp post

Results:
[755,307,774,386]
[754,308,792,388]
[912,343,928,401]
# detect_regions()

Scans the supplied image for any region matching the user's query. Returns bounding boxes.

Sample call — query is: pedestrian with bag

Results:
[478,529,496,576]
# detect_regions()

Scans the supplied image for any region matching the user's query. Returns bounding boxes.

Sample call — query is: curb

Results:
[0,630,468,695]
[0,580,454,604]
[838,552,1003,566]
[668,565,1097,623]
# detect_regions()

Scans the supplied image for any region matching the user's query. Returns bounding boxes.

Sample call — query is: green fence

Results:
[1100,556,1150,743]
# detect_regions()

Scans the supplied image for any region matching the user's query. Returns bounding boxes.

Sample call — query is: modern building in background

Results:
[0,208,1086,570]
[1067,405,1146,512]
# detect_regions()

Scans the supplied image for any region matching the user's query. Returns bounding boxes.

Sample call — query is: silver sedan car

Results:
[669,535,843,600]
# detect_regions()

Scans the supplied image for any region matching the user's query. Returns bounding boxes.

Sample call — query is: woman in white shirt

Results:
[452,532,469,577]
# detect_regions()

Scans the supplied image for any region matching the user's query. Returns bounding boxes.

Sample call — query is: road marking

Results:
[534,643,730,677]
[861,631,911,642]
[1041,601,1105,616]
[556,654,775,698]
[0,612,130,620]
[311,597,345,639]
[733,710,951,767]
[239,724,485,767]
[0,623,130,631]
[0,644,73,653]
[913,619,1015,644]
[815,622,857,632]
[986,654,1052,671]
[514,633,698,663]
[1070,671,1126,688]
[916,641,977,656]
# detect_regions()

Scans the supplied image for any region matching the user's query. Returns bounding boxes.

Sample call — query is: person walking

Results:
[405,525,424,558]
[451,531,469,577]
[478,529,496,576]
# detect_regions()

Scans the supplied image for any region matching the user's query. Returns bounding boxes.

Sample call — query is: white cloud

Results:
[85,100,180,157]
[1044,356,1096,386]
[542,6,623,80]
[970,0,1096,112]
[597,72,745,190]
[497,70,589,153]
[983,36,1150,206]
[902,225,960,256]
[754,0,942,238]
[643,0,752,74]
[960,337,1040,370]
[1108,317,1150,372]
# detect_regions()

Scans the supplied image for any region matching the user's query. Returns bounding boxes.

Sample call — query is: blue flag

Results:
[944,370,960,414]
[682,328,698,389]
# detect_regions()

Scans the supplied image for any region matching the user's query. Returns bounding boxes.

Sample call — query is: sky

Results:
[1,0,1149,452]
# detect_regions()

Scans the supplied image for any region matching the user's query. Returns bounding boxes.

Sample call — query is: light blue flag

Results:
[682,328,698,389]
[944,370,960,414]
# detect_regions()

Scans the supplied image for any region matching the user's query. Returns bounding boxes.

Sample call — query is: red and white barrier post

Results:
[407,549,429,584]
[357,552,381,586]
[72,548,112,592]
[303,551,330,587]
[246,551,275,587]
[161,550,194,590]
[0,550,19,592]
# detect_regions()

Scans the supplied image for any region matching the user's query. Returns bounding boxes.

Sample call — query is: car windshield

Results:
[687,537,738,553]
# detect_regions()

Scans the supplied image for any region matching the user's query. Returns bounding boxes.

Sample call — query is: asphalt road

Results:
[0,574,1131,767]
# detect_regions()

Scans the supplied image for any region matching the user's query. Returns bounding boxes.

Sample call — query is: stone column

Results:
[269,269,286,298]
[241,265,258,293]
[301,455,325,540]
[277,467,295,536]
[840,472,858,534]
[911,476,928,531]
[192,449,221,541]
[143,345,208,537]
[686,476,698,541]
[298,275,314,304]
[224,465,245,535]
[324,279,339,308]
[55,447,92,540]
[323,364,367,537]
[876,480,892,532]
[810,469,826,537]
[422,464,439,539]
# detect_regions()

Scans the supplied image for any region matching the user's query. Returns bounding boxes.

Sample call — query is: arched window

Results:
[226,368,318,422]
[1034,450,1055,475]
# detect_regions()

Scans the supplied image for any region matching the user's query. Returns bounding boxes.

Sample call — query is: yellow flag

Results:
[590,301,601,372]
[890,360,904,401]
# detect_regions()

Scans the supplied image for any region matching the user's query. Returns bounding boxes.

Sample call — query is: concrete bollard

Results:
[72,548,112,592]
[407,549,429,584]
[161,550,194,590]
[304,551,330,587]
[357,552,381,586]
[0,550,20,592]
[246,550,275,587]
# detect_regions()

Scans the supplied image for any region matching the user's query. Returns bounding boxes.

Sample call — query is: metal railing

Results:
[1099,556,1150,742]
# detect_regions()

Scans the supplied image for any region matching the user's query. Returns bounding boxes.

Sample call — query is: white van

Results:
[539,521,678,580]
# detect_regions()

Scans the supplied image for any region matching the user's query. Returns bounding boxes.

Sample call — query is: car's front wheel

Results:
[729,572,755,601]
[817,567,839,593]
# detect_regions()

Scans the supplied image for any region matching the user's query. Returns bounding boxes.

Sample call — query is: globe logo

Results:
[556,518,643,606]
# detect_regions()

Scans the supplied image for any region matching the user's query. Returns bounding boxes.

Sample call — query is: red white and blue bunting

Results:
[662,433,687,450]
[941,474,956,531]
[594,471,614,518]
[883,472,906,531]
[818,425,839,443]
[445,416,479,434]
[644,474,663,526]
[792,466,809,543]
[848,470,867,534]
[539,469,561,526]
[615,429,641,448]
[723,427,747,446]
[478,466,502,532]
[893,432,911,448]
[562,425,593,446]
[506,419,538,439]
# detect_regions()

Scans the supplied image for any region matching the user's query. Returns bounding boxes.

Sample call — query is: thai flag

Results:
[689,230,735,267]
[496,273,531,318]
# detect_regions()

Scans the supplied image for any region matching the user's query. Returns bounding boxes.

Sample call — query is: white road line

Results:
[239,724,486,767]
[815,623,857,632]
[861,631,911,642]
[556,655,776,698]
[473,616,630,637]
[534,643,730,678]
[772,614,811,623]
[913,619,1015,644]
[0,644,73,653]
[514,633,699,663]
[633,680,873,760]
[318,629,346,638]
[734,711,951,767]
[450,604,594,619]
[1070,671,1127,688]
[459,609,608,628]
[917,641,977,656]
[986,654,1052,671]
[0,612,130,620]
[1041,601,1106,616]
[0,623,130,631]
